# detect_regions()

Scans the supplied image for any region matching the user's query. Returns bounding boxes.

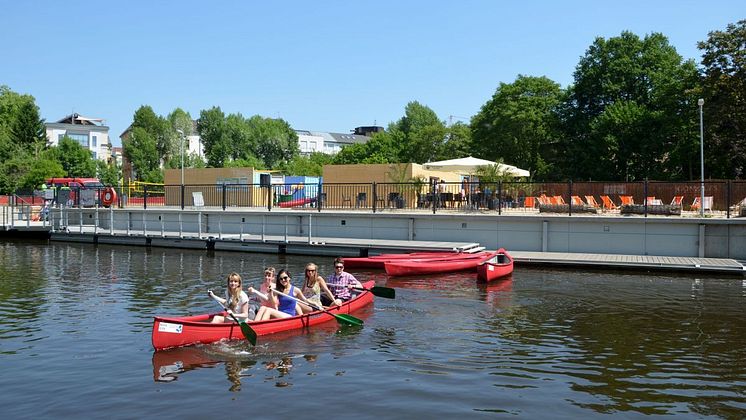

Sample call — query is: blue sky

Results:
[1,1,742,146]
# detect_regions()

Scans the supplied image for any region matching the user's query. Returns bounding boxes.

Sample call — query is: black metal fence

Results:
[7,180,746,219]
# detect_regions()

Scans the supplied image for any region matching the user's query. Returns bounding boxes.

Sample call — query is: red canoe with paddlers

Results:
[151,280,395,351]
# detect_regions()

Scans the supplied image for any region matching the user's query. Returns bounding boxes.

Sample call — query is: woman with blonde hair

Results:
[300,262,336,312]
[208,272,249,323]
[255,270,312,321]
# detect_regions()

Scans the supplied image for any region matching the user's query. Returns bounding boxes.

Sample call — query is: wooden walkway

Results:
[511,251,745,274]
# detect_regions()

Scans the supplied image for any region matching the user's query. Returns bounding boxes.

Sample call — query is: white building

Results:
[45,113,112,162]
[296,126,381,156]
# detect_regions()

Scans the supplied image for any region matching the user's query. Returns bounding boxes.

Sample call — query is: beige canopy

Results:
[423,156,530,177]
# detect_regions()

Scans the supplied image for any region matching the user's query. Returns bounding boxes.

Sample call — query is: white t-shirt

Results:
[224,290,250,320]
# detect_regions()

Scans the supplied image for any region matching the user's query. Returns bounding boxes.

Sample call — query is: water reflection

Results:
[2,242,746,417]
[151,344,323,390]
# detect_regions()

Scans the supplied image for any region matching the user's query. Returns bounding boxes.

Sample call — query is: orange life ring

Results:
[102,187,117,207]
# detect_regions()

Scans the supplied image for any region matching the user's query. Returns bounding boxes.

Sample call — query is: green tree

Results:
[96,160,121,186]
[132,105,172,163]
[0,86,38,164]
[22,157,65,191]
[389,101,447,163]
[439,121,472,161]
[697,20,746,179]
[559,31,699,181]
[168,108,195,169]
[197,106,230,167]
[471,75,563,180]
[123,127,160,182]
[281,152,333,176]
[48,137,97,177]
[249,116,299,169]
[11,100,47,158]
[332,131,399,164]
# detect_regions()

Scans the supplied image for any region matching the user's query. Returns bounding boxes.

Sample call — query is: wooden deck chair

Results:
[537,195,551,205]
[691,196,713,212]
[524,196,536,208]
[585,195,600,208]
[619,195,634,206]
[646,196,656,205]
[571,196,584,206]
[670,195,684,208]
[552,195,566,205]
[600,195,618,210]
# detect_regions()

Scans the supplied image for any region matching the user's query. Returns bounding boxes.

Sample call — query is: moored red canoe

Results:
[384,251,498,276]
[344,251,464,268]
[152,280,375,351]
[476,248,513,282]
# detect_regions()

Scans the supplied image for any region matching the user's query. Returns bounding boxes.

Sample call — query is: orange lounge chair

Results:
[670,195,684,207]
[537,195,551,205]
[619,195,634,206]
[691,196,713,211]
[552,196,566,205]
[601,195,618,210]
[571,196,584,206]
[585,196,600,208]
[524,196,536,208]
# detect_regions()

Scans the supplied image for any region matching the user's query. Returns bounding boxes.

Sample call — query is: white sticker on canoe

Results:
[158,322,183,334]
[488,265,495,271]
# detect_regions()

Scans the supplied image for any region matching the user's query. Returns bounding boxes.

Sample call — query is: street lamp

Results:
[698,98,704,217]
[176,129,185,186]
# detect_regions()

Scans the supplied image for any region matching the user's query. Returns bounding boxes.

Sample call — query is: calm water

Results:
[1,240,745,419]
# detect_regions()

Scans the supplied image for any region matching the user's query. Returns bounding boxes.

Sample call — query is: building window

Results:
[66,133,89,148]
[92,151,97,160]
[92,136,97,147]
[58,134,64,142]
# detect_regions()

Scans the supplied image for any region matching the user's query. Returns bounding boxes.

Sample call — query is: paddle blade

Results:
[239,321,257,346]
[370,286,395,299]
[354,286,396,299]
[334,313,364,327]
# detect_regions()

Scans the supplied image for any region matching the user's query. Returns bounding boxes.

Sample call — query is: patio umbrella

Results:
[423,156,530,177]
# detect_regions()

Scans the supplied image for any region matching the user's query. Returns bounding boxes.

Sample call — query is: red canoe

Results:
[344,251,464,268]
[152,280,375,351]
[278,197,317,207]
[384,251,498,276]
[476,248,514,282]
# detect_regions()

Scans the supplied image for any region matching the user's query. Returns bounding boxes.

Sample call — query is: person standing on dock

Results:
[323,257,362,306]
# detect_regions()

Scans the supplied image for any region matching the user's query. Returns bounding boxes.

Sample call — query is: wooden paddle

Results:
[353,285,395,299]
[257,288,364,327]
[210,293,257,346]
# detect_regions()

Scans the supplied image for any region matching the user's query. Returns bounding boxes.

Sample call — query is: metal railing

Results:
[7,180,746,218]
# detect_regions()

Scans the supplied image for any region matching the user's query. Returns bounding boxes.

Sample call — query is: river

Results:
[1,240,745,418]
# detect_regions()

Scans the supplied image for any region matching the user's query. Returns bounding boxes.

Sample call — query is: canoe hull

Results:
[152,280,375,351]
[384,251,498,276]
[344,251,459,268]
[476,249,514,282]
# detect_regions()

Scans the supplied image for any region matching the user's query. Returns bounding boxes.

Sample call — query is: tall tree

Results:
[249,116,299,169]
[11,100,47,158]
[132,105,172,163]
[123,127,160,182]
[168,108,195,168]
[49,137,97,177]
[697,20,746,179]
[197,107,230,167]
[471,75,563,180]
[559,31,699,181]
[389,101,447,163]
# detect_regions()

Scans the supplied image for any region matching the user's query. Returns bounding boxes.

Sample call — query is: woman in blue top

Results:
[254,269,312,321]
